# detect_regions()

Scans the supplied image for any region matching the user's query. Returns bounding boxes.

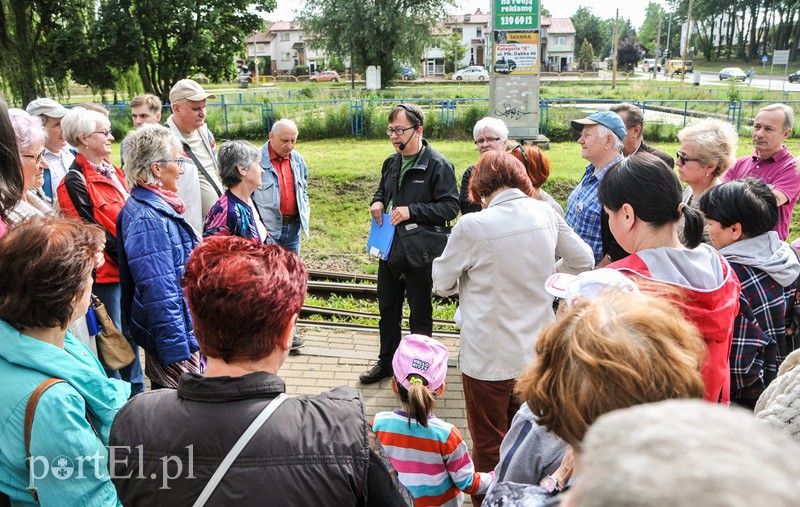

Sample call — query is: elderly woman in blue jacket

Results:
[0,217,129,506]
[117,125,201,389]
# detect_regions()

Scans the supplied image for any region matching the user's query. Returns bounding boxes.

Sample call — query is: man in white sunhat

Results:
[25,97,74,204]
[166,79,223,232]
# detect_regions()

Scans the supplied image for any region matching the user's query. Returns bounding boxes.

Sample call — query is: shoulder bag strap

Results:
[192,393,289,507]
[25,378,66,504]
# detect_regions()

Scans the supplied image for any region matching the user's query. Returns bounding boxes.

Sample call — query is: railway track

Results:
[303,270,458,336]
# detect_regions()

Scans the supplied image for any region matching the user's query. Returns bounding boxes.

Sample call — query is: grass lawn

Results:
[111,135,800,274]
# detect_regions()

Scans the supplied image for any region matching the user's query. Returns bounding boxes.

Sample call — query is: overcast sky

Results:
[268,0,669,30]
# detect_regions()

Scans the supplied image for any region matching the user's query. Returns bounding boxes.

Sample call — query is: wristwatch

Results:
[538,475,560,494]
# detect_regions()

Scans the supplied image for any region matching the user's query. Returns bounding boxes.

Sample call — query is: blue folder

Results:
[366,214,395,260]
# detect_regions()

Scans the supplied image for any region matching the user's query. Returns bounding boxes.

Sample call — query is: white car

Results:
[452,66,489,81]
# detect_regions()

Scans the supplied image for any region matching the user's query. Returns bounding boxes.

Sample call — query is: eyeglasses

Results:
[158,158,186,168]
[386,126,416,137]
[676,150,702,164]
[92,130,113,137]
[475,136,501,145]
[22,149,45,163]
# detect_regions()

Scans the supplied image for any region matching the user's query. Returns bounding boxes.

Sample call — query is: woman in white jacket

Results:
[432,150,594,504]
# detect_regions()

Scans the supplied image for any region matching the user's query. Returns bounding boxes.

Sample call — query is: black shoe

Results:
[359,363,393,384]
[289,336,305,355]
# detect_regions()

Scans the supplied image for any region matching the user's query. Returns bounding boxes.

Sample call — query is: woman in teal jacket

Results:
[0,217,130,506]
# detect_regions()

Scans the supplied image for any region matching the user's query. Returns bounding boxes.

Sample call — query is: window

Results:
[556,36,566,46]
[281,33,290,42]
[282,52,291,61]
[476,28,482,37]
[452,27,463,36]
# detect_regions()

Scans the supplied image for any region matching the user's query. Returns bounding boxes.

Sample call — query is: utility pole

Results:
[655,15,663,80]
[681,0,694,84]
[612,9,619,89]
[665,12,672,74]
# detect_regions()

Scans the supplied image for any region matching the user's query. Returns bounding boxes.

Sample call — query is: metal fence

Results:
[104,96,800,139]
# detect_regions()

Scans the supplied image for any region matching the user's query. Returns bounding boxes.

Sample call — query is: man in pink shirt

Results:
[723,103,799,240]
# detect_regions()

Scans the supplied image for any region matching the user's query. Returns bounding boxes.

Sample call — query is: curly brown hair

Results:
[517,290,706,448]
[0,217,104,330]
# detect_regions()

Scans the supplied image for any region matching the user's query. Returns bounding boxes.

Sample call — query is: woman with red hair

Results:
[110,236,412,505]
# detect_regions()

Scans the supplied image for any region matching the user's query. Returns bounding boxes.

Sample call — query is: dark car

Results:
[789,70,800,83]
[494,58,517,74]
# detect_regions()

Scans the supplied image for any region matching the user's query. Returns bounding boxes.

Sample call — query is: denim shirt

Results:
[252,141,310,241]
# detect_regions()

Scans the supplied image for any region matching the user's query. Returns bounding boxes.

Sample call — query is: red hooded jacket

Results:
[610,244,741,403]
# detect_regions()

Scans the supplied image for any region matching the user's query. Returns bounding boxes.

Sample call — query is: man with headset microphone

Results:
[360,103,459,384]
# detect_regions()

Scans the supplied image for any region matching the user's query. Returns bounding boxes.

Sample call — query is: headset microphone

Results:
[398,124,417,151]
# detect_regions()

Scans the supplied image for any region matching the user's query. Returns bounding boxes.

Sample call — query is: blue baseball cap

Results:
[571,110,627,141]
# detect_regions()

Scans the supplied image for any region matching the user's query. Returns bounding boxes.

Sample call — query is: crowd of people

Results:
[1,86,800,506]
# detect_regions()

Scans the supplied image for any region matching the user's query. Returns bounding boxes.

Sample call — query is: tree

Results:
[571,7,604,59]
[638,2,667,55]
[97,0,274,101]
[577,38,595,70]
[440,30,466,73]
[617,36,644,72]
[299,0,455,88]
[0,0,94,105]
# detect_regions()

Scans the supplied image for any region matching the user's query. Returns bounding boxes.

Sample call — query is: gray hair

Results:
[595,124,624,153]
[760,103,794,132]
[217,140,261,188]
[272,118,298,135]
[61,107,109,147]
[678,119,739,176]
[472,117,509,141]
[121,124,181,189]
[573,399,800,507]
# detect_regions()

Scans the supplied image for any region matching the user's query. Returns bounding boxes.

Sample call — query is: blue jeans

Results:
[277,218,302,254]
[93,282,145,397]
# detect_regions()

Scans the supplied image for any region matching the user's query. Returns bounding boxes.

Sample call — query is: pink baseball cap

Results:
[392,334,449,391]
[545,268,639,307]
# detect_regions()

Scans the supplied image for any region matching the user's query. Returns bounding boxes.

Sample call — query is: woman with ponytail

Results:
[371,334,494,506]
[598,152,741,404]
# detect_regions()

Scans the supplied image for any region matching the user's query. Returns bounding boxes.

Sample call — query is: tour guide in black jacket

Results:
[109,237,413,506]
[360,103,459,384]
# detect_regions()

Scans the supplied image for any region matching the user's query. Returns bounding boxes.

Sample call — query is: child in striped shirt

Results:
[371,334,494,506]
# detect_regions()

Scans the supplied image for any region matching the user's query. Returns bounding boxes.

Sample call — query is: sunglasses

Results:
[676,150,702,164]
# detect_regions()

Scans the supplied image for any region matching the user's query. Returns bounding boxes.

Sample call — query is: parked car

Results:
[400,66,417,80]
[719,67,747,81]
[494,58,516,74]
[789,70,800,83]
[452,66,489,81]
[642,58,656,72]
[685,60,694,73]
[309,70,340,82]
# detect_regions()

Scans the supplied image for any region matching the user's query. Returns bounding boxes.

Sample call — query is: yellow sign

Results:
[494,31,539,75]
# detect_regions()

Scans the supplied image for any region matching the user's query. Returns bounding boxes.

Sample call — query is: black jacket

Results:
[110,372,412,506]
[372,139,459,266]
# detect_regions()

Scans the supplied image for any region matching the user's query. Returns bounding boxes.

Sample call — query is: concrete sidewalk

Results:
[286,324,476,504]
[286,325,472,444]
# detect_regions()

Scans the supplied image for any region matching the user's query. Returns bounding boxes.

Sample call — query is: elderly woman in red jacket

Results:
[56,107,144,395]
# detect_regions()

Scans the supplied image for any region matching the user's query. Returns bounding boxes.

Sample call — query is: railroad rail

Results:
[297,319,460,338]
[302,269,459,336]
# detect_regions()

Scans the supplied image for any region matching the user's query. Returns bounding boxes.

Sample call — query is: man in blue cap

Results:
[566,110,627,267]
